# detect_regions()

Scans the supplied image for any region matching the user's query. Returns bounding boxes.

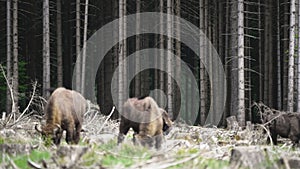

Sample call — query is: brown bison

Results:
[36,87,86,145]
[264,112,300,145]
[118,97,172,149]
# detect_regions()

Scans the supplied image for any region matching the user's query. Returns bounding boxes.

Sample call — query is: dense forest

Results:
[0,0,300,127]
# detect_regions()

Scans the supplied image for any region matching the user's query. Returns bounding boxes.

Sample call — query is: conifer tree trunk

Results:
[12,0,19,115]
[298,0,300,112]
[81,0,89,95]
[6,0,12,113]
[75,0,81,91]
[288,0,296,112]
[159,0,165,107]
[57,0,63,87]
[43,0,50,98]
[237,0,245,126]
[277,0,282,110]
[199,0,206,125]
[135,0,141,97]
[167,0,173,117]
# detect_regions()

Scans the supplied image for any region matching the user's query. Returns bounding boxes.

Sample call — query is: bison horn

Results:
[35,124,43,133]
[53,124,62,134]
[55,124,61,129]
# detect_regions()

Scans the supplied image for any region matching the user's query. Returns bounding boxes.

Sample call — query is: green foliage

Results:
[101,143,151,167]
[43,135,53,147]
[81,139,152,168]
[171,148,230,169]
[1,150,51,169]
[0,136,4,144]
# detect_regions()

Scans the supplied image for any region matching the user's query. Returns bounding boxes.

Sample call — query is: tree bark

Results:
[12,0,18,114]
[167,0,173,117]
[43,0,50,98]
[283,0,289,110]
[6,0,12,113]
[288,0,296,112]
[230,1,238,117]
[159,0,165,107]
[258,0,262,102]
[277,0,282,110]
[298,0,300,112]
[263,0,269,105]
[175,0,181,121]
[57,0,63,87]
[81,0,89,95]
[199,0,206,125]
[237,0,245,126]
[268,1,273,107]
[135,0,141,97]
[118,0,126,109]
[75,0,81,91]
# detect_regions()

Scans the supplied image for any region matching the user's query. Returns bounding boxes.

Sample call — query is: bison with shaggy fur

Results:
[264,112,300,145]
[36,87,86,145]
[118,97,172,149]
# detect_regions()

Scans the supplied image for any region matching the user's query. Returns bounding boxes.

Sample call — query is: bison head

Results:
[35,123,63,145]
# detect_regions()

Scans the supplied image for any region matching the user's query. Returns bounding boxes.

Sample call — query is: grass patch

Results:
[81,140,152,168]
[169,156,229,169]
[1,150,51,169]
[0,136,4,144]
[101,143,151,167]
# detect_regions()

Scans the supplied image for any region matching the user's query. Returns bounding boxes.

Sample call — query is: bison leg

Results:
[66,123,75,144]
[54,131,63,145]
[288,132,300,146]
[270,131,278,145]
[155,133,163,149]
[74,122,82,144]
[135,134,153,148]
[118,120,130,144]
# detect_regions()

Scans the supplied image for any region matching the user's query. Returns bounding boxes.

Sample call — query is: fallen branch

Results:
[27,158,42,169]
[16,81,37,122]
[0,64,16,124]
[255,124,273,146]
[98,106,115,133]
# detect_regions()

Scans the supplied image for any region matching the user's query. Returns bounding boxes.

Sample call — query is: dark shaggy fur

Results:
[118,97,172,149]
[36,87,86,145]
[264,112,300,145]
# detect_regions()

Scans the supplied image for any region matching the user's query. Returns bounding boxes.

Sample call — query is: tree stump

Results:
[229,146,268,169]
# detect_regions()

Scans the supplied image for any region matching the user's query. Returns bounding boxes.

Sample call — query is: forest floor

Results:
[1,111,300,169]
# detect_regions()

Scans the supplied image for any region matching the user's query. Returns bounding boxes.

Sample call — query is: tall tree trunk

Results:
[75,0,81,91]
[288,0,296,112]
[57,0,63,87]
[263,0,269,105]
[135,0,141,97]
[199,0,206,125]
[81,0,89,95]
[230,0,238,117]
[268,1,273,107]
[224,0,230,125]
[175,0,181,121]
[277,0,282,110]
[237,0,245,126]
[167,0,173,117]
[119,0,126,109]
[6,0,12,113]
[159,0,165,107]
[298,0,300,112]
[12,0,18,114]
[43,0,50,98]
[258,0,262,102]
[283,0,289,110]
